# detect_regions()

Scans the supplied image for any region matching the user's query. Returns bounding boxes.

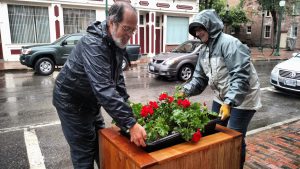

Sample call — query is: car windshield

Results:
[172,41,201,53]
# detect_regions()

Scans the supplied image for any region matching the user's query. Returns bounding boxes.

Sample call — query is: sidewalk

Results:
[0,47,297,72]
[245,118,300,169]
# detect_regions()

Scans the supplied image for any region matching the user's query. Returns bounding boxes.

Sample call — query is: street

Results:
[0,60,299,169]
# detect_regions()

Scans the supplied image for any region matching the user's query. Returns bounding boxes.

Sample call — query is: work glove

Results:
[178,92,185,98]
[219,104,231,120]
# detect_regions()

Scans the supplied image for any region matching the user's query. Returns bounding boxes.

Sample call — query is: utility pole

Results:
[105,0,108,17]
[274,0,285,56]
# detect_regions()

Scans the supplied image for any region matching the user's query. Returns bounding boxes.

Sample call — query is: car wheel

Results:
[122,58,129,71]
[178,65,194,81]
[34,57,54,76]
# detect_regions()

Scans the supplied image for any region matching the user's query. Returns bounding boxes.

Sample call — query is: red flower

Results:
[177,99,190,108]
[168,96,174,103]
[191,129,202,142]
[149,101,158,109]
[203,102,207,107]
[140,105,154,117]
[159,93,168,101]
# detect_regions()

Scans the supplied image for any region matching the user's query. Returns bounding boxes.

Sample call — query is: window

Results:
[155,16,160,27]
[291,25,298,37]
[166,16,189,44]
[264,25,271,38]
[139,15,144,25]
[63,8,96,34]
[246,26,251,34]
[295,2,300,15]
[231,28,235,34]
[64,35,82,45]
[8,5,50,43]
[266,10,271,17]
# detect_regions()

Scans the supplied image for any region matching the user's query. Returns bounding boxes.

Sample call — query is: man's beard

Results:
[112,31,128,49]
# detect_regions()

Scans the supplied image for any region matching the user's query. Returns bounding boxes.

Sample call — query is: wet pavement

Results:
[0,47,299,169]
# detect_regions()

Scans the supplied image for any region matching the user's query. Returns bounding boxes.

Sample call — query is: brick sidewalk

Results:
[245,119,300,169]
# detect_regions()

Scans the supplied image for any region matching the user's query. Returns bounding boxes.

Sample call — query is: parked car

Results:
[148,39,201,81]
[20,33,141,75]
[270,52,300,92]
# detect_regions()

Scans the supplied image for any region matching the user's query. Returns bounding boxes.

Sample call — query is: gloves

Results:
[178,92,185,98]
[219,104,231,120]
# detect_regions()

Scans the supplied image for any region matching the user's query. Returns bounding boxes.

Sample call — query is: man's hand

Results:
[129,123,147,147]
[219,104,231,120]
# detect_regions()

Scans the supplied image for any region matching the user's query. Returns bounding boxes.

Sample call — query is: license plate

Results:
[284,78,297,87]
[149,65,155,71]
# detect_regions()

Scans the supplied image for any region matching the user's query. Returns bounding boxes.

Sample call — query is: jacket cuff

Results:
[224,99,234,107]
[124,118,137,130]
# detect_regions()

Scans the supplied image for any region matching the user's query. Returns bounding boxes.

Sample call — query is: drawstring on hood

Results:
[189,9,224,39]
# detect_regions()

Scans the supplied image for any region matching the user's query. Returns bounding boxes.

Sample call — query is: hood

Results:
[22,44,53,49]
[189,9,224,39]
[154,52,189,60]
[87,21,111,40]
[276,57,300,71]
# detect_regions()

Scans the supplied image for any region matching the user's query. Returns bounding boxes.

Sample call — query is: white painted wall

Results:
[0,0,198,61]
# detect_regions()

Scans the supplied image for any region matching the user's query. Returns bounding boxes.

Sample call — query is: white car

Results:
[270,52,300,92]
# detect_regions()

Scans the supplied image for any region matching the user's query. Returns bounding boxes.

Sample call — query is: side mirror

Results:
[61,40,67,46]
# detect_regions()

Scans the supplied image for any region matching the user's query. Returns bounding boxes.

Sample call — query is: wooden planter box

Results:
[99,125,242,169]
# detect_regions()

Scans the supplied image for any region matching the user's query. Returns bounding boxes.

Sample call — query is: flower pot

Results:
[120,118,221,152]
[100,125,243,169]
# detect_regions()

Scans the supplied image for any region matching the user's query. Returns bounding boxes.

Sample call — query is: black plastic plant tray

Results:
[120,118,221,153]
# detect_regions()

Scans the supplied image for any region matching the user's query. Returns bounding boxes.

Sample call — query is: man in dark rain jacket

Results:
[182,9,261,168]
[52,2,146,169]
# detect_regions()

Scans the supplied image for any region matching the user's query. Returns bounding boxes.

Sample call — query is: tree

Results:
[199,0,249,32]
[256,0,293,48]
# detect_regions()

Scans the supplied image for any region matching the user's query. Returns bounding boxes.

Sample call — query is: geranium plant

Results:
[130,86,218,143]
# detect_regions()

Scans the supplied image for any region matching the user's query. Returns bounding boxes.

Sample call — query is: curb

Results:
[247,116,300,136]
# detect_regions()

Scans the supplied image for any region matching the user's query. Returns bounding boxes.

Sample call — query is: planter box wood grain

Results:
[99,125,242,169]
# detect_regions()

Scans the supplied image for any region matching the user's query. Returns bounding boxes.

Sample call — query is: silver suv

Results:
[148,39,201,81]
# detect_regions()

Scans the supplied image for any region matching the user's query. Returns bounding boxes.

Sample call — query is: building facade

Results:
[228,0,300,50]
[0,0,199,61]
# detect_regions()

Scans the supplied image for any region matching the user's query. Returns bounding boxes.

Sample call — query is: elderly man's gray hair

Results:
[108,2,137,23]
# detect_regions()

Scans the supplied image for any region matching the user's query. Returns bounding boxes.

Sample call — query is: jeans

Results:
[55,102,105,169]
[212,101,255,168]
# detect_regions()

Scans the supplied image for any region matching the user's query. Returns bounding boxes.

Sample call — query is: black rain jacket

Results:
[53,21,136,130]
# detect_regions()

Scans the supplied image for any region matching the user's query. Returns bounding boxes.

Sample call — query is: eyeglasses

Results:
[118,23,137,34]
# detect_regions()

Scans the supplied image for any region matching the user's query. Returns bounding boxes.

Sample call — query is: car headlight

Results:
[163,59,176,65]
[22,48,32,55]
[271,66,279,75]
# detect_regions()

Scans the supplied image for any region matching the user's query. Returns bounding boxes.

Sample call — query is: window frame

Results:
[246,26,251,34]
[264,25,271,38]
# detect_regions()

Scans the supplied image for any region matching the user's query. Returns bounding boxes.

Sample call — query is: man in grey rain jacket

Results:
[182,9,261,168]
[52,2,146,169]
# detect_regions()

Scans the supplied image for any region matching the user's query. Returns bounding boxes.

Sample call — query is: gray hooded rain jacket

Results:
[183,9,261,110]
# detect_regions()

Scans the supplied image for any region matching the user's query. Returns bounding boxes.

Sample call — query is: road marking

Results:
[0,121,61,134]
[260,86,285,93]
[247,116,300,136]
[24,128,46,169]
[260,86,275,91]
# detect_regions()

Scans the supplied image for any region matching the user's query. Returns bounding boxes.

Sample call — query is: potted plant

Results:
[122,86,219,152]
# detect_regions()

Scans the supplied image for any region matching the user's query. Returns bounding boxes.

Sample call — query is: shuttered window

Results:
[166,16,189,44]
[8,5,50,43]
[63,8,96,34]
